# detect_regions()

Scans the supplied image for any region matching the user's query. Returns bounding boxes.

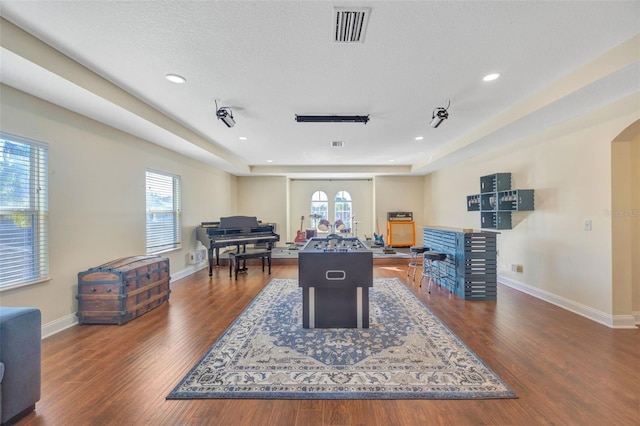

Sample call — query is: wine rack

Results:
[467,173,534,230]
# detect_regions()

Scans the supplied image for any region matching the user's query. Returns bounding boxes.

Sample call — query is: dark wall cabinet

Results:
[467,173,534,230]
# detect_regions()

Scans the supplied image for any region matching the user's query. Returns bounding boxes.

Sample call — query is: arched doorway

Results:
[611,119,640,326]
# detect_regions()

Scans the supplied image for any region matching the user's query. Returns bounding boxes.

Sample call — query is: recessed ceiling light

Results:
[165,74,186,84]
[266,159,273,163]
[388,159,395,163]
[415,136,424,141]
[239,136,248,141]
[483,73,500,82]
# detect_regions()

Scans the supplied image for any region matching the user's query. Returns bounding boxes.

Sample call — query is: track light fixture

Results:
[215,100,235,128]
[430,100,450,128]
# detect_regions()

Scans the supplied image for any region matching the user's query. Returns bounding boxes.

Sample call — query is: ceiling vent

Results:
[334,7,370,43]
[332,141,345,148]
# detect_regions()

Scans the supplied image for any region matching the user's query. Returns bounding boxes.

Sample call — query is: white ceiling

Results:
[1,1,639,178]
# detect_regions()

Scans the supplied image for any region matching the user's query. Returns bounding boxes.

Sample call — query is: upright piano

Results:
[196,216,280,276]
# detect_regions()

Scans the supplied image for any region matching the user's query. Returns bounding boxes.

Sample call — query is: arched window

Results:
[310,190,328,230]
[334,191,352,233]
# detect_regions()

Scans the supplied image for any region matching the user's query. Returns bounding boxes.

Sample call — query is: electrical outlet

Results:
[584,219,592,231]
[511,264,523,273]
[187,249,207,264]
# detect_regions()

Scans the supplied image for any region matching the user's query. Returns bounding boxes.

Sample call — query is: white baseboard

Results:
[41,262,209,339]
[171,261,208,281]
[498,275,637,329]
[42,312,78,339]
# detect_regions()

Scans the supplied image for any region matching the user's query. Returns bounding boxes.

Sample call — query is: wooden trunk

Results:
[76,255,171,325]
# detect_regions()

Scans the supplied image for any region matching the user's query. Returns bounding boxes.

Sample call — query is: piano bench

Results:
[228,250,272,280]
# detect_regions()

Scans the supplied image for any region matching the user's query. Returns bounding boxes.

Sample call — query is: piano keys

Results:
[196,216,279,276]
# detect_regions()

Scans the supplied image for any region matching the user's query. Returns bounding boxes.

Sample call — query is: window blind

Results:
[146,170,181,254]
[0,132,49,288]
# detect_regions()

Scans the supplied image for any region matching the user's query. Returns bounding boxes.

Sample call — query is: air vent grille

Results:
[334,8,370,43]
[332,141,345,148]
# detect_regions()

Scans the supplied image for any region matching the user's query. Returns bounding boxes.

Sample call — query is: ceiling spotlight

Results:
[165,74,186,84]
[430,100,450,128]
[483,73,501,82]
[214,100,235,128]
[430,108,448,128]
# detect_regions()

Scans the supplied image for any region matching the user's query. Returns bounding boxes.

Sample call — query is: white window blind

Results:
[146,170,181,254]
[0,132,49,288]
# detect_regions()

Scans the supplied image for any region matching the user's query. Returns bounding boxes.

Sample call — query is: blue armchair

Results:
[0,307,41,425]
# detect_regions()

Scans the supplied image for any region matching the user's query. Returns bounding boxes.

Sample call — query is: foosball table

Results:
[298,234,373,328]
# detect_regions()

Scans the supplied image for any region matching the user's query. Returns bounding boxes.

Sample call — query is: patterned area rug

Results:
[167,278,516,399]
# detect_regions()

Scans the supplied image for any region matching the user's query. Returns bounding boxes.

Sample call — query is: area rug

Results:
[167,278,516,399]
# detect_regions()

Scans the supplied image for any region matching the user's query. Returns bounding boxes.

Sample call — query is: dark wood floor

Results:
[17,262,639,426]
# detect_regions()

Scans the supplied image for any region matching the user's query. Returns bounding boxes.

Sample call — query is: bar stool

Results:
[407,246,428,282]
[420,251,447,293]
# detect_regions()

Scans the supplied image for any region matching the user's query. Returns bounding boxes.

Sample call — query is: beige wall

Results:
[237,177,426,245]
[612,129,640,319]
[633,135,640,319]
[289,180,374,242]
[0,85,235,325]
[422,95,639,321]
[423,170,479,230]
[373,176,424,241]
[233,176,426,245]
[236,176,287,239]
[612,140,633,316]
